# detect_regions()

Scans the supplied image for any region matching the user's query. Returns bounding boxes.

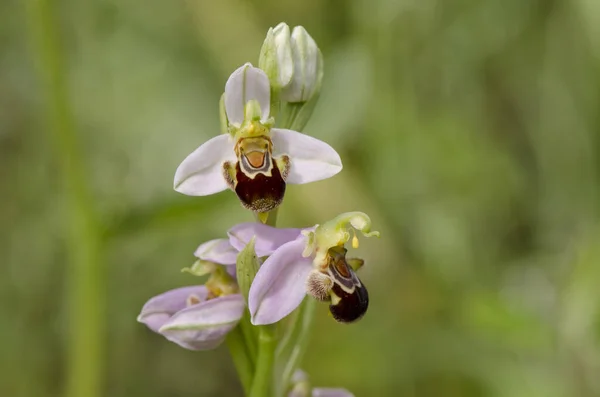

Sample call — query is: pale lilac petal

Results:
[137,286,208,332]
[224,63,271,125]
[313,388,355,397]
[271,129,342,184]
[248,239,313,325]
[159,294,245,351]
[228,223,303,257]
[194,238,238,265]
[174,134,236,196]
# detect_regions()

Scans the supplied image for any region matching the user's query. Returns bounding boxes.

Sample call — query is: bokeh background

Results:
[3,0,600,396]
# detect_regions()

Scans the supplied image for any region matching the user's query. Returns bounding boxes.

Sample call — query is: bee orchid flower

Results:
[138,237,243,350]
[173,63,342,213]
[228,212,379,325]
[137,286,245,351]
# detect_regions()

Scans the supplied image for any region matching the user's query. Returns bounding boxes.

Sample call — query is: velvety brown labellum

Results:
[234,161,286,213]
[327,247,369,323]
[329,279,369,323]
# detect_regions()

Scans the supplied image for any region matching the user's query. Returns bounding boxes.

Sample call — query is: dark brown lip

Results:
[329,279,369,323]
[325,246,369,323]
[233,159,286,213]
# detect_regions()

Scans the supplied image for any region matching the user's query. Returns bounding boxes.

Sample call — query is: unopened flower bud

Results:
[259,22,293,91]
[281,26,323,103]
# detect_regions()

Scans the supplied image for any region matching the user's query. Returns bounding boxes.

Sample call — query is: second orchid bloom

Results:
[229,212,379,325]
[173,63,342,213]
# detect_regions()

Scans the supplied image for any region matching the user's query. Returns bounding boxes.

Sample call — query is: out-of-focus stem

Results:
[23,2,104,397]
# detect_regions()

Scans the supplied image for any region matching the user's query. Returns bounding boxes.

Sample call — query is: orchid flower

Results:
[228,212,379,325]
[173,63,342,213]
[137,286,245,350]
[138,237,243,350]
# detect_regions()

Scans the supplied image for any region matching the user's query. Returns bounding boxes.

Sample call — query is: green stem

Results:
[23,1,104,397]
[280,299,316,394]
[226,326,255,395]
[249,325,277,397]
[240,312,258,360]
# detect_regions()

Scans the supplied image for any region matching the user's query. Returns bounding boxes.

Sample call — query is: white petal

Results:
[224,63,271,125]
[281,26,321,102]
[272,23,294,87]
[248,238,313,325]
[173,134,235,196]
[194,238,238,265]
[271,128,342,184]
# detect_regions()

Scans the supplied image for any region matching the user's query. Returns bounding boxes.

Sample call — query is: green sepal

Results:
[181,260,215,277]
[219,93,232,136]
[236,237,260,301]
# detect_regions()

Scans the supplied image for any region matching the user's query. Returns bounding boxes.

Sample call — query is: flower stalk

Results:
[226,326,255,395]
[249,324,277,397]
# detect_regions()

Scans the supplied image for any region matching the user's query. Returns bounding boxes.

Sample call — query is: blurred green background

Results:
[4,0,600,396]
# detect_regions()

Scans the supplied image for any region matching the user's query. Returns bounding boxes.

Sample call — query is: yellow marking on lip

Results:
[245,151,266,168]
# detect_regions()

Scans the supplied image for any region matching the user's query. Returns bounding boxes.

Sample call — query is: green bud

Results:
[236,237,260,301]
[281,26,323,103]
[259,22,294,91]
